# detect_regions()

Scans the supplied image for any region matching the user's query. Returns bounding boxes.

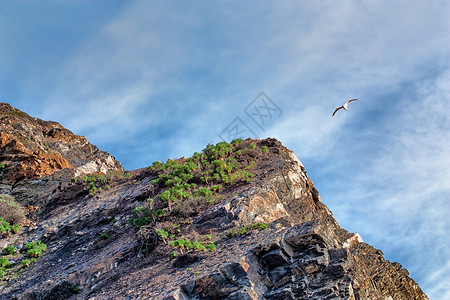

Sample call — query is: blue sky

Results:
[1,1,449,298]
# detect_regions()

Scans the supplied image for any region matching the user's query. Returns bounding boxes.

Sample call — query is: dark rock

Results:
[172,254,201,269]
[0,104,429,300]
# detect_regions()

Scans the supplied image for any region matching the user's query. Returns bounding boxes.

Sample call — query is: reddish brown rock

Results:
[0,103,123,187]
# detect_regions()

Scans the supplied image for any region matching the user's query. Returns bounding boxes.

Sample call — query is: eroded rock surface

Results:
[0,103,123,185]
[0,104,428,299]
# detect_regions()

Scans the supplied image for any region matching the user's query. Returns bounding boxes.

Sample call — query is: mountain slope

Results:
[0,104,428,299]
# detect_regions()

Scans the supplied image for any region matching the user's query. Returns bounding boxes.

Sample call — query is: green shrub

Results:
[26,240,47,258]
[0,218,10,233]
[247,222,269,231]
[169,238,216,255]
[156,229,169,243]
[21,259,30,268]
[193,187,213,198]
[206,241,216,251]
[11,224,20,234]
[129,207,164,230]
[231,138,244,145]
[0,257,11,268]
[100,233,109,239]
[227,223,269,237]
[3,245,15,255]
[145,140,255,213]
[261,146,269,152]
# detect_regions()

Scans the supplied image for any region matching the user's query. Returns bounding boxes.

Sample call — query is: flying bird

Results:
[332,99,358,117]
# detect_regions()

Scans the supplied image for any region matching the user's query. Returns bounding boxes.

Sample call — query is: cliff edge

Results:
[0,104,428,299]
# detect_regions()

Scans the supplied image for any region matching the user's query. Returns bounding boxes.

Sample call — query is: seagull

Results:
[332,99,358,117]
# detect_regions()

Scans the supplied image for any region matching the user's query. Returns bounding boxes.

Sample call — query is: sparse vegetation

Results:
[129,206,164,230]
[72,170,132,196]
[149,140,255,213]
[261,145,269,152]
[169,237,216,255]
[128,139,260,258]
[0,194,26,225]
[227,222,269,237]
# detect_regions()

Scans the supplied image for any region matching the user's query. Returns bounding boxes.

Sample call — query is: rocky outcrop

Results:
[0,104,428,299]
[0,103,123,185]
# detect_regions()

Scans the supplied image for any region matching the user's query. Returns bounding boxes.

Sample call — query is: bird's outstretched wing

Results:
[346,98,358,105]
[332,106,343,117]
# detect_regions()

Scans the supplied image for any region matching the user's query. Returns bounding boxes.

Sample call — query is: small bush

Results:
[11,224,20,234]
[206,242,216,251]
[227,222,269,237]
[193,187,213,198]
[3,245,15,255]
[0,218,10,233]
[0,257,11,268]
[21,259,30,268]
[26,240,47,258]
[261,146,269,152]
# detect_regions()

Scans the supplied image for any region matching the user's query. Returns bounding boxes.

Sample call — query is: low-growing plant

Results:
[100,233,109,239]
[0,257,11,268]
[247,222,269,231]
[227,222,269,237]
[26,240,47,258]
[3,245,15,255]
[0,218,10,233]
[156,229,169,244]
[261,145,269,152]
[169,237,216,255]
[11,224,20,234]
[206,241,216,251]
[21,259,30,268]
[129,206,164,230]
[193,187,213,198]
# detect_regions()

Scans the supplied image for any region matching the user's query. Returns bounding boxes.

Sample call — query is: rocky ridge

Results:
[0,104,428,299]
[0,103,123,205]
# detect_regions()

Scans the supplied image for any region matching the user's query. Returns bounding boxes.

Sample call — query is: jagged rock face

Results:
[0,106,428,299]
[0,103,123,186]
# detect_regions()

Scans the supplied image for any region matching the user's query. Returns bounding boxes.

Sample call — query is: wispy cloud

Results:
[1,1,449,298]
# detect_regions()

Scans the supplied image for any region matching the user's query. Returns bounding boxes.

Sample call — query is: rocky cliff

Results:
[0,103,123,206]
[0,104,428,299]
